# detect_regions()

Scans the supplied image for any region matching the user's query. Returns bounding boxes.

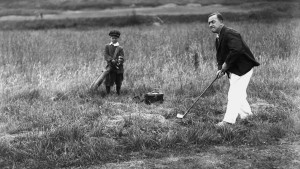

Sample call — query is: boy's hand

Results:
[118,57,124,64]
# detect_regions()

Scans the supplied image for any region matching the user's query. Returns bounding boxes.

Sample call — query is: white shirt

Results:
[109,42,119,46]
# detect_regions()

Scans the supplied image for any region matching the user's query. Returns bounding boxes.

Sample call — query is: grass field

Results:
[0,17,299,168]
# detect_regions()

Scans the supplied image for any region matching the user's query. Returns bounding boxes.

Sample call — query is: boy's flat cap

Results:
[109,30,121,38]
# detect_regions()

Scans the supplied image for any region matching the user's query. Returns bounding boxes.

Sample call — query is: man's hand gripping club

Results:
[216,62,228,79]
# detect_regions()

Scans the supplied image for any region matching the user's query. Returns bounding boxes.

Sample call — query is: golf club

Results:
[176,76,218,119]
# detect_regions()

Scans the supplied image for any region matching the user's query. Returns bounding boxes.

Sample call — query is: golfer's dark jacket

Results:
[104,44,125,74]
[216,26,260,76]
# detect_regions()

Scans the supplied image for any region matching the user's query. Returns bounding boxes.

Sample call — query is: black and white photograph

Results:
[0,0,299,168]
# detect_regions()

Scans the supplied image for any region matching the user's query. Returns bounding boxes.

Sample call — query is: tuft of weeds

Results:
[9,89,41,103]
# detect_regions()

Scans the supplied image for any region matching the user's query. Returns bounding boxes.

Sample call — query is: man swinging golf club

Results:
[208,12,260,127]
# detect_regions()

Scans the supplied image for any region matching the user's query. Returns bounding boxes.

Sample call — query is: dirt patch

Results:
[86,151,225,169]
[73,144,297,169]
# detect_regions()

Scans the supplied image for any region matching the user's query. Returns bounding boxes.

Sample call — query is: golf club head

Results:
[176,113,184,119]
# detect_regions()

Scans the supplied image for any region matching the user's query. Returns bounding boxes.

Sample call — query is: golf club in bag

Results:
[89,66,112,91]
[176,76,218,119]
[89,46,121,91]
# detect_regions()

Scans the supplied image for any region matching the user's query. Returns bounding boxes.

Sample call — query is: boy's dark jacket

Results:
[104,44,125,74]
[216,26,260,76]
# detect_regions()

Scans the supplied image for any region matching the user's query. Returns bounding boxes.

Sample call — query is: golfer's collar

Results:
[109,42,119,46]
[217,25,224,38]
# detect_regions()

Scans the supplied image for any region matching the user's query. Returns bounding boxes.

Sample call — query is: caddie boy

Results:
[104,30,125,95]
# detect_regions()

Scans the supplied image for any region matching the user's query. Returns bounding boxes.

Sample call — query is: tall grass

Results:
[0,19,299,168]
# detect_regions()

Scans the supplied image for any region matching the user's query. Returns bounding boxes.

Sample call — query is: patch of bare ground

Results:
[70,144,295,169]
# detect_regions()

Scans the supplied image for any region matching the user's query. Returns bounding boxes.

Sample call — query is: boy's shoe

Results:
[116,86,121,95]
[106,86,111,94]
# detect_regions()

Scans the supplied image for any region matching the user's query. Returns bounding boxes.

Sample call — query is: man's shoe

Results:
[216,121,231,127]
[240,118,250,125]
[239,118,254,127]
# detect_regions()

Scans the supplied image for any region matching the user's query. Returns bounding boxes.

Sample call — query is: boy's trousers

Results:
[223,69,253,124]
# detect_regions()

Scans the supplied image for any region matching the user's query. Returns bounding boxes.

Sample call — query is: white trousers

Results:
[223,69,253,124]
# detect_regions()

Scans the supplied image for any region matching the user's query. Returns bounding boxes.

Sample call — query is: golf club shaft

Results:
[185,76,218,115]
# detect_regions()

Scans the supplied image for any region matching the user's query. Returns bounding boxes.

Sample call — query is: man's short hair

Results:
[208,12,224,22]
